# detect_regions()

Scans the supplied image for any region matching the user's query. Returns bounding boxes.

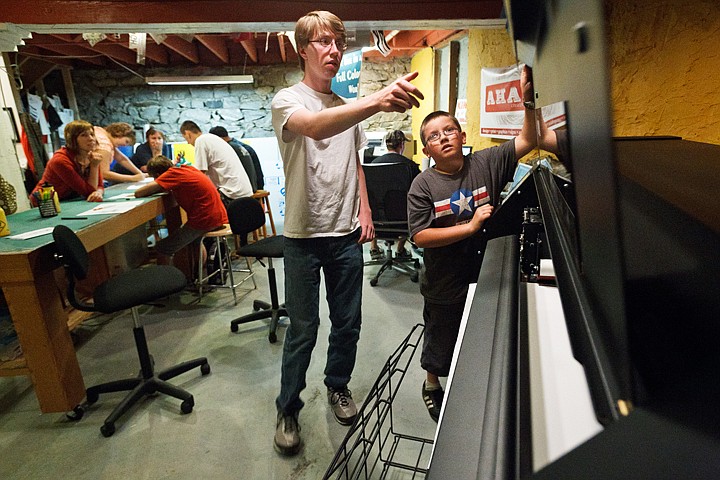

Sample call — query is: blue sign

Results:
[331,50,362,99]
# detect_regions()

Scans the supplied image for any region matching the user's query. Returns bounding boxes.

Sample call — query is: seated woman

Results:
[29,120,104,205]
[113,127,166,174]
[94,122,145,184]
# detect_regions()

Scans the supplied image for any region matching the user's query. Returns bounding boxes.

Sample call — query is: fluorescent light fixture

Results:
[145,75,254,86]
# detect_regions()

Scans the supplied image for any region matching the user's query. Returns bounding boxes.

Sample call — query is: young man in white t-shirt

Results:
[179,120,253,205]
[270,10,424,456]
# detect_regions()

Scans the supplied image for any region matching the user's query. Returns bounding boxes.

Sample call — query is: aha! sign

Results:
[485,79,523,112]
[480,65,566,139]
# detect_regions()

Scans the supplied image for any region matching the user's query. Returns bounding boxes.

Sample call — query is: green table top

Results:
[0,183,162,254]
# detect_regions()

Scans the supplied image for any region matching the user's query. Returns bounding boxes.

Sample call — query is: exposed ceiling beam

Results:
[89,41,138,65]
[0,1,504,28]
[29,43,105,66]
[161,35,200,63]
[48,33,76,42]
[143,40,169,65]
[46,33,169,66]
[238,35,258,63]
[24,34,107,65]
[107,34,171,65]
[277,34,286,63]
[393,29,459,48]
[16,57,63,88]
[195,34,229,64]
[422,30,463,47]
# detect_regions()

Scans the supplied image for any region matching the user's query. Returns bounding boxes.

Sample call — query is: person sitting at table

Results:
[179,120,254,208]
[113,127,166,175]
[208,125,264,192]
[29,120,104,205]
[134,155,228,267]
[94,122,145,185]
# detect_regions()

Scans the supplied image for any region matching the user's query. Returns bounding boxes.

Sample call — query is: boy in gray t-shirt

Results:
[407,66,560,422]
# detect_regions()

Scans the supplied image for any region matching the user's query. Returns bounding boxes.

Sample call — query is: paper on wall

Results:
[27,93,50,135]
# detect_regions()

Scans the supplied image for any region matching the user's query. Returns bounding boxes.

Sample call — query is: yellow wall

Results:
[410,0,720,155]
[607,0,720,145]
[465,28,518,152]
[410,47,436,163]
[410,29,517,163]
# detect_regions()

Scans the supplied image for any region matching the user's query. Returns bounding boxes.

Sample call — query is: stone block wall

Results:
[72,56,412,142]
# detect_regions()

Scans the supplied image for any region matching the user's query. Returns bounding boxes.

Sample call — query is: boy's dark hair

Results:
[208,126,229,138]
[180,120,202,134]
[419,111,462,146]
[146,155,174,178]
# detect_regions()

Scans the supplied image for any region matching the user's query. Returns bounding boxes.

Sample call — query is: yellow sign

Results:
[171,143,195,166]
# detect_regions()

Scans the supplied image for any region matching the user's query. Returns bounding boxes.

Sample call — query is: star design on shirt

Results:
[452,191,474,214]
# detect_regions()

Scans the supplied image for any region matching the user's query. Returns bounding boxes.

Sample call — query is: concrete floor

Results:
[0,247,436,480]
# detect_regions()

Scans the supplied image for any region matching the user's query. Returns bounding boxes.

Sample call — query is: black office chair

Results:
[52,225,210,437]
[226,197,287,343]
[362,162,421,286]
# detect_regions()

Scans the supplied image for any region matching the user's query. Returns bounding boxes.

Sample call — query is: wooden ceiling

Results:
[17,30,465,69]
[0,0,505,86]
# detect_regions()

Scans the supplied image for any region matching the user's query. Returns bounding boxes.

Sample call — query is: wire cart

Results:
[324,324,433,479]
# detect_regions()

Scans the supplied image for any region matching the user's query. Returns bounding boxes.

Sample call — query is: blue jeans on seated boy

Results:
[276,229,363,417]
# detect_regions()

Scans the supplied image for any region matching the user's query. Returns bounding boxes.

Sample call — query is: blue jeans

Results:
[276,229,364,415]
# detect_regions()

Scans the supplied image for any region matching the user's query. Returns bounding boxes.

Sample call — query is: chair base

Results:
[230,300,288,344]
[365,241,421,286]
[229,263,287,343]
[82,325,210,437]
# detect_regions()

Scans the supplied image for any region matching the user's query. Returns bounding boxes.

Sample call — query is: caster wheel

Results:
[201,363,211,375]
[411,273,419,283]
[370,278,378,287]
[66,404,85,421]
[230,323,239,333]
[269,332,277,344]
[86,390,99,404]
[100,423,115,437]
[181,398,194,414]
[414,260,421,269]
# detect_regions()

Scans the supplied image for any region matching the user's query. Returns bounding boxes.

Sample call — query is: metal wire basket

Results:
[324,324,433,480]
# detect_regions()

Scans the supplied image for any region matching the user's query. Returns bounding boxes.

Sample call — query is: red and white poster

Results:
[455,98,467,124]
[480,65,566,139]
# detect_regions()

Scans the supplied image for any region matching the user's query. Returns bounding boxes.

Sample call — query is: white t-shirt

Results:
[271,82,367,239]
[192,133,253,200]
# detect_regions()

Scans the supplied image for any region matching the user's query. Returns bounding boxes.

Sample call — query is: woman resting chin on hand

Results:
[28,120,106,205]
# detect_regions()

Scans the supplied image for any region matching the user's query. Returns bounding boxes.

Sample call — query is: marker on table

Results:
[61,217,88,220]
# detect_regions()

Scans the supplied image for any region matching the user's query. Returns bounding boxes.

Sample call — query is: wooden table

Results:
[0,185,185,413]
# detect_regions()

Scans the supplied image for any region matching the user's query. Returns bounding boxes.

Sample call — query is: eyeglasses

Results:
[425,127,460,144]
[308,37,348,52]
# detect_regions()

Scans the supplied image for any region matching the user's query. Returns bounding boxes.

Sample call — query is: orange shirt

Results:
[154,165,228,230]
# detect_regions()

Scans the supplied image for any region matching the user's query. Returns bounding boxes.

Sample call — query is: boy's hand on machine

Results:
[470,204,494,232]
[521,65,534,104]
